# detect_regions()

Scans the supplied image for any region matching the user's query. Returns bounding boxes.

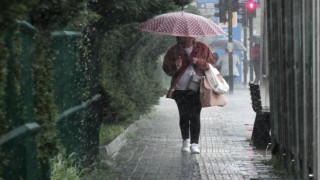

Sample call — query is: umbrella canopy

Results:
[138,11,226,37]
[209,37,247,51]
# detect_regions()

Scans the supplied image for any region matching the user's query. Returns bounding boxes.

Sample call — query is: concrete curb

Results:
[98,121,139,157]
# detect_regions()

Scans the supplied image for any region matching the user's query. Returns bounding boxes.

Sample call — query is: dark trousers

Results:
[172,90,202,144]
[252,60,260,83]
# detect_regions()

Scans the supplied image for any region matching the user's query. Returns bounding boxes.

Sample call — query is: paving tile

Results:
[106,87,280,179]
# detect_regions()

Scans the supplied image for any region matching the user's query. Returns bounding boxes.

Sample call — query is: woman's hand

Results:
[191,57,198,64]
[186,55,198,64]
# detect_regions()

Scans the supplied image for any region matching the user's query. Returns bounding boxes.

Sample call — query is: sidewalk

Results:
[105,86,280,180]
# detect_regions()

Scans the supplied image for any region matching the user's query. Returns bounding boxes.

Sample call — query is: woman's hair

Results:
[176,37,182,45]
[176,37,196,45]
[175,37,184,58]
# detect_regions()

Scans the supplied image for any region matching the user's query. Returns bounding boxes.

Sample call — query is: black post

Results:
[249,14,254,82]
[243,26,248,84]
[228,0,234,94]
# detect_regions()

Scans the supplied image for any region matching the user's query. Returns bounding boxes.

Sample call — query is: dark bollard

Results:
[249,82,271,149]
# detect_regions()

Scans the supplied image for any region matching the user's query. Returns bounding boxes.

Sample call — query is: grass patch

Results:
[50,152,118,179]
[50,153,80,180]
[99,123,129,145]
[79,157,114,180]
[50,121,136,179]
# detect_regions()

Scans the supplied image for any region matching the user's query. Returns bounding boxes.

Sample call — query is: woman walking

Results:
[162,37,215,154]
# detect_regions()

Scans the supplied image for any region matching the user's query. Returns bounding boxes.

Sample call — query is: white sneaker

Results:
[190,143,200,154]
[181,139,190,152]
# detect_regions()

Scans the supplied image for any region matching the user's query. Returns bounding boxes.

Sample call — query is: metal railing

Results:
[1,21,100,180]
[0,123,40,146]
[56,94,101,123]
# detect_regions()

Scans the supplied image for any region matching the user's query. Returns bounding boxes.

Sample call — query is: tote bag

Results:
[200,76,227,107]
[204,64,229,94]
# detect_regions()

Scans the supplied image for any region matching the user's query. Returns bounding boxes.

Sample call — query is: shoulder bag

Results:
[200,76,227,107]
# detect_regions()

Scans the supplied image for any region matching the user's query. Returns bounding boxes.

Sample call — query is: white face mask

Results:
[184,46,193,55]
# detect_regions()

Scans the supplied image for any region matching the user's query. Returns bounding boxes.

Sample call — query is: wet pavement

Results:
[104,86,280,180]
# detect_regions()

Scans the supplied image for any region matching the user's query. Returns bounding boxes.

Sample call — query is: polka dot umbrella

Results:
[138,11,226,37]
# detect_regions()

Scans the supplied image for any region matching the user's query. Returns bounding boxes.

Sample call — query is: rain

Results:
[0,0,319,180]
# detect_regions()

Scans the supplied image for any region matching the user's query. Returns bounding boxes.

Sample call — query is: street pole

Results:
[249,13,254,82]
[243,26,248,84]
[228,0,234,94]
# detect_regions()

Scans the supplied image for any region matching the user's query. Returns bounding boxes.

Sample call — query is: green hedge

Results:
[0,1,40,175]
[32,34,59,165]
[98,24,175,123]
[0,0,195,178]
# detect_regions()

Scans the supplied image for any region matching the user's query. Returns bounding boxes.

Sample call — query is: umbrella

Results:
[249,34,261,44]
[138,11,226,37]
[209,37,247,51]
